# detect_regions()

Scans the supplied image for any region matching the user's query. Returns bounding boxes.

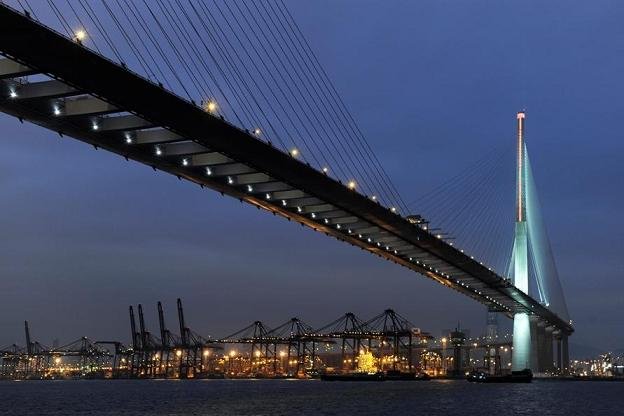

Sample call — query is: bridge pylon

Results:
[511,111,534,372]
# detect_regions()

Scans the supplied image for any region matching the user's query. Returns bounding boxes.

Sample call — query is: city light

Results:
[253,128,261,136]
[347,180,356,190]
[290,148,299,157]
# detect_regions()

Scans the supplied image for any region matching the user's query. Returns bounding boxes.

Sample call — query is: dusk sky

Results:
[1,0,622,354]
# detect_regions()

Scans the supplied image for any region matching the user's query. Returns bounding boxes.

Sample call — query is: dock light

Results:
[9,89,17,99]
[253,128,261,136]
[204,99,217,113]
[227,176,234,185]
[124,133,133,144]
[290,148,299,157]
[182,158,189,166]
[296,206,302,213]
[265,193,271,200]
[74,29,87,42]
[324,218,329,224]
[347,180,356,190]
[247,184,253,192]
[281,200,287,206]
[336,224,341,229]
[206,167,212,175]
[92,123,99,131]
[53,106,61,116]
[311,213,316,219]
[155,146,162,156]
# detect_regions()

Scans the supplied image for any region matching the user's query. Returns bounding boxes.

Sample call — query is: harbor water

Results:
[0,379,621,415]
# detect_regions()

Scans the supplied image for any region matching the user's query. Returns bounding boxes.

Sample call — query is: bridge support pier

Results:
[561,334,569,374]
[512,313,531,371]
[529,317,539,372]
[556,334,563,373]
[535,321,547,372]
[545,327,554,371]
[554,333,570,374]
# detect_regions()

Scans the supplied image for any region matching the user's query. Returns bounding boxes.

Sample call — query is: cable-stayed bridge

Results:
[0,1,572,373]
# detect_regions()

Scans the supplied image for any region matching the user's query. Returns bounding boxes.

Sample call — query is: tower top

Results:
[517,111,526,119]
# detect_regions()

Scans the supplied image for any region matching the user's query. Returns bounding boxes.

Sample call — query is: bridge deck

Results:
[0,5,571,335]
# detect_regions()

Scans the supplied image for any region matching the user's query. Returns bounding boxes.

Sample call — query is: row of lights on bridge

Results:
[13,24,392,214]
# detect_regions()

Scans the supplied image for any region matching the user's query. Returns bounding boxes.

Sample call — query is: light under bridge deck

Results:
[0,5,571,336]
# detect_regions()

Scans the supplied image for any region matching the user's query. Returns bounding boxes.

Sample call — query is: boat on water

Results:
[321,371,431,382]
[320,372,385,381]
[467,369,533,383]
[385,370,431,381]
